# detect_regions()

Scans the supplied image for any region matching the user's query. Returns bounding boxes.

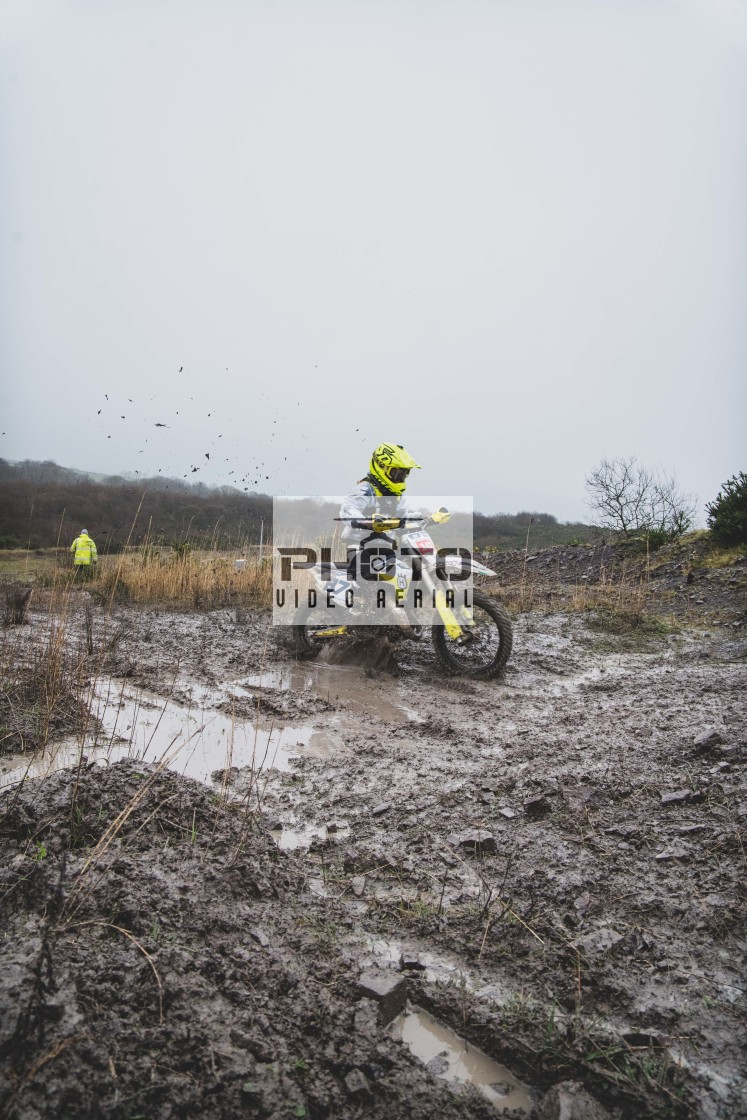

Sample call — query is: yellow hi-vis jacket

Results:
[70,533,97,566]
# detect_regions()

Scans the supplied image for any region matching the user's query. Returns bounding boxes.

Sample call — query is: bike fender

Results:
[469,562,497,577]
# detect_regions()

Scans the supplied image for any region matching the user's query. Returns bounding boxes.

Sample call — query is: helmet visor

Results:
[388,467,410,483]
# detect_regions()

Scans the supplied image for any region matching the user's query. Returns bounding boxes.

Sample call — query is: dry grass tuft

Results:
[0,594,92,754]
[483,559,677,635]
[95,549,272,609]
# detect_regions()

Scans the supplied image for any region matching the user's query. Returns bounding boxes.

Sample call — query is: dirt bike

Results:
[292,511,513,680]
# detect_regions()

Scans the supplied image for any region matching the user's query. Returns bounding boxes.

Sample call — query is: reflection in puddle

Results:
[238,664,421,724]
[0,661,420,792]
[0,680,328,790]
[390,1005,532,1113]
[271,822,351,850]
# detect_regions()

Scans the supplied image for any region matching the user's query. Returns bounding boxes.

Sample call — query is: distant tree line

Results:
[472,511,597,550]
[0,460,272,551]
[0,459,597,552]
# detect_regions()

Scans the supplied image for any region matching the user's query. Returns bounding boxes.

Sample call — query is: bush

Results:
[617,529,670,555]
[0,535,21,549]
[706,472,747,546]
[644,528,670,552]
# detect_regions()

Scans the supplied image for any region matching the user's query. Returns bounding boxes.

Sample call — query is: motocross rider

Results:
[326,442,420,606]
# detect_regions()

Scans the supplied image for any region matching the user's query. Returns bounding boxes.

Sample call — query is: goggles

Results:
[387,467,411,483]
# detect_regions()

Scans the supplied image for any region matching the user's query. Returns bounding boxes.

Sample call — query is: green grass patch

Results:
[0,549,64,583]
[698,544,745,570]
[586,606,677,637]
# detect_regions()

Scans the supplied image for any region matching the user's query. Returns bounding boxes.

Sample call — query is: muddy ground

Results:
[1,542,745,1119]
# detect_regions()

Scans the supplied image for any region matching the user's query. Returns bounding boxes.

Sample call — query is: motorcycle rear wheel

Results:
[432,590,513,680]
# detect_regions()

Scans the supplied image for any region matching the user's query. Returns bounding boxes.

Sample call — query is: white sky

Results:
[1,0,745,521]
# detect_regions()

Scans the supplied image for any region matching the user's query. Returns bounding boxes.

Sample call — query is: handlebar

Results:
[334,507,450,532]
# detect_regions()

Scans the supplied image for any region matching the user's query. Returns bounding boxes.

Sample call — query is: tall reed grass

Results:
[0,584,92,754]
[95,549,272,609]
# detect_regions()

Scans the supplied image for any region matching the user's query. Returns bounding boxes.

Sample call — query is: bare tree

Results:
[585,457,696,539]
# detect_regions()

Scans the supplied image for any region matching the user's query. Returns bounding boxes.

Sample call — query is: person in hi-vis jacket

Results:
[70,529,98,576]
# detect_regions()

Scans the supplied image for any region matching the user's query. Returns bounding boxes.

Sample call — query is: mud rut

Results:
[1,594,745,1120]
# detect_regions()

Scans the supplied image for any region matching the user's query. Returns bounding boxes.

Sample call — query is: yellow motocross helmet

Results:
[369,442,421,496]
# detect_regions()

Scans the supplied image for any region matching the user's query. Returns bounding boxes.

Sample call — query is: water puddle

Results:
[1,657,422,793]
[238,663,421,724]
[0,679,336,790]
[390,1005,532,1113]
[271,822,351,850]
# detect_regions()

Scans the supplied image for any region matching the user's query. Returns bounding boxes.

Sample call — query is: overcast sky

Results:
[1,0,745,521]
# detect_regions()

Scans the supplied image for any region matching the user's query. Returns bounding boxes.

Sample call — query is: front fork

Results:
[428,578,474,641]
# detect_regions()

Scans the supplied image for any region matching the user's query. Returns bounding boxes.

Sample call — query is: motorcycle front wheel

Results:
[292,606,327,659]
[432,590,513,680]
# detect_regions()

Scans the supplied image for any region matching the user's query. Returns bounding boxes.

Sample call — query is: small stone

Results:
[399,952,426,971]
[524,795,551,817]
[343,847,359,869]
[425,1052,450,1076]
[357,970,407,1024]
[573,891,592,915]
[660,789,693,805]
[655,843,689,862]
[498,806,518,819]
[564,785,605,812]
[457,830,497,854]
[249,927,270,948]
[573,928,623,954]
[693,728,723,752]
[351,876,366,897]
[540,1079,611,1120]
[604,823,638,839]
[344,1068,370,1098]
[371,802,391,816]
